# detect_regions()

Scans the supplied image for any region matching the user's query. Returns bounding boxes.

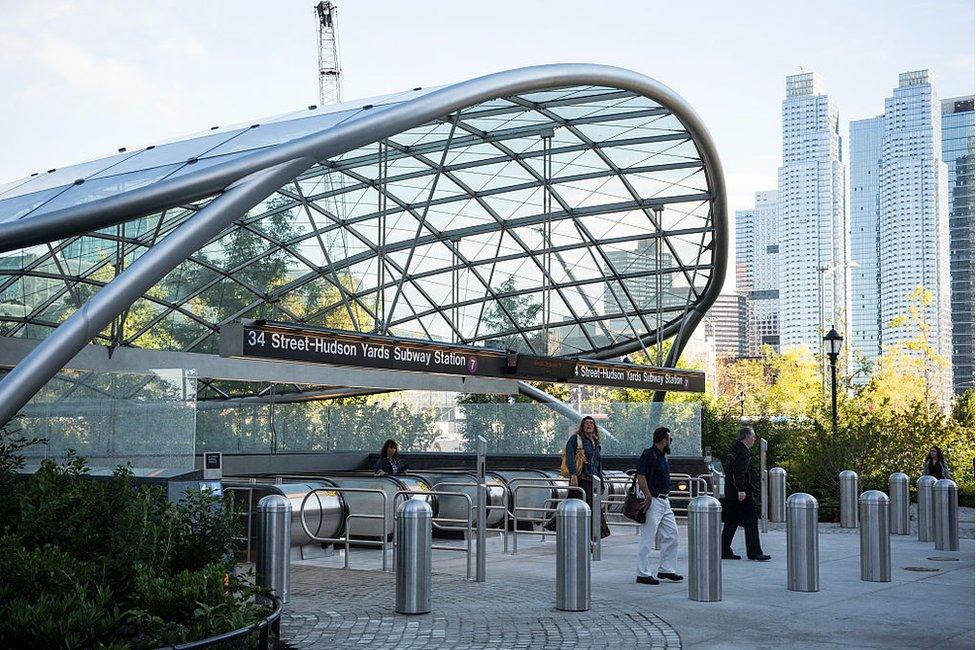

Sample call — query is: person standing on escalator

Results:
[374,439,405,475]
[566,416,611,538]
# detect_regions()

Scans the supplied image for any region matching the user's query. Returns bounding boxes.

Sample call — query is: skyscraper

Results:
[879,71,953,397]
[704,293,747,359]
[604,241,675,339]
[941,96,975,394]
[849,116,884,370]
[735,190,780,355]
[777,72,848,352]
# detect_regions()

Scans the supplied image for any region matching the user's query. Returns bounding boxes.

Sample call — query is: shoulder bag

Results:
[559,434,586,478]
[623,474,647,524]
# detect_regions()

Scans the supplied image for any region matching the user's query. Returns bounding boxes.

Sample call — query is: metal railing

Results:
[160,596,283,650]
[394,489,473,579]
[601,474,641,533]
[430,480,510,553]
[299,486,391,572]
[510,481,586,554]
[223,484,258,561]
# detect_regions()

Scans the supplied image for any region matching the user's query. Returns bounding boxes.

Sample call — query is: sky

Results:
[1,0,973,228]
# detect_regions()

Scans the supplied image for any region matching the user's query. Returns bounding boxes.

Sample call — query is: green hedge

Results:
[0,438,267,649]
[701,400,973,520]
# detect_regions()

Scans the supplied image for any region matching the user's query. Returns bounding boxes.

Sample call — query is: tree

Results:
[482,276,543,353]
[867,286,952,408]
[952,389,974,429]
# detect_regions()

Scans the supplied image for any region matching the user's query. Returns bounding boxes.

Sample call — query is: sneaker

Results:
[722,552,742,560]
[657,572,684,582]
[636,575,660,585]
[748,554,771,562]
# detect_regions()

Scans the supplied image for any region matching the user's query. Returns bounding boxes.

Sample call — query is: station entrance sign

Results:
[219,320,705,393]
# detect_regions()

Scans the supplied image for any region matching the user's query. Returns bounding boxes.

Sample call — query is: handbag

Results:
[623,475,648,524]
[559,434,587,478]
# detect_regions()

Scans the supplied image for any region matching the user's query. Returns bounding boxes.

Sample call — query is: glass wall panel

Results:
[6,368,197,470]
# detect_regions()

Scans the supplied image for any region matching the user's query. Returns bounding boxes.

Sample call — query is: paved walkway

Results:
[282,565,679,649]
[279,515,975,649]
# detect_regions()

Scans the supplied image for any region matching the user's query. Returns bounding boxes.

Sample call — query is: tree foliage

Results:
[0,438,267,648]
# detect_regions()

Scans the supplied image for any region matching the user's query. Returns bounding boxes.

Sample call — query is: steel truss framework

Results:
[0,65,727,423]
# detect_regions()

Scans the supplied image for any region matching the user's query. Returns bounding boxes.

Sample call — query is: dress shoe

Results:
[748,554,771,562]
[722,552,742,560]
[636,575,660,585]
[657,572,684,582]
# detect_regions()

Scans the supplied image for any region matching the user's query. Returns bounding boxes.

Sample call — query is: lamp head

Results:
[824,326,843,358]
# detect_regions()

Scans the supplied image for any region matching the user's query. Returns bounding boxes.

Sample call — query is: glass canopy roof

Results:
[0,82,720,361]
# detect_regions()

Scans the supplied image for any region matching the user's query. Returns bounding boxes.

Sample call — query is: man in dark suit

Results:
[721,427,770,561]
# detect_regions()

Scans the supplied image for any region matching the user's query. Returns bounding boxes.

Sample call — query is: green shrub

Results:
[0,428,268,649]
[701,397,973,518]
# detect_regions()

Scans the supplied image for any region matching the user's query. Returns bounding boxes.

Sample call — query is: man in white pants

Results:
[635,427,683,585]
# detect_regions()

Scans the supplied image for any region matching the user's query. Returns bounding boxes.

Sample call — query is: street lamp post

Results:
[824,326,843,436]
[738,389,746,421]
[817,261,857,389]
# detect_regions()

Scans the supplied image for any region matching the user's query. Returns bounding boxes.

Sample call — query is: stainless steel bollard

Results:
[256,494,291,604]
[839,470,859,528]
[933,479,959,552]
[888,472,909,535]
[556,498,591,612]
[395,499,432,615]
[858,491,890,582]
[769,467,787,523]
[688,495,722,602]
[916,475,937,542]
[786,493,819,592]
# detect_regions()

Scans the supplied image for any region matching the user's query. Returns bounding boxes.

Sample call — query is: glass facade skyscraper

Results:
[735,190,779,355]
[849,116,883,373]
[879,70,953,399]
[777,72,849,352]
[941,96,975,394]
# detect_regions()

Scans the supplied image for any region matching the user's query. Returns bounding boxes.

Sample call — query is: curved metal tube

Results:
[0,64,727,425]
[1,64,727,263]
[0,158,312,427]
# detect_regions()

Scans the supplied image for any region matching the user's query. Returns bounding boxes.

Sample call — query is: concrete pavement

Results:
[282,516,974,648]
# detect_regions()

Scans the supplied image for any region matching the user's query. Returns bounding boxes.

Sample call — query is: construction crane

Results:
[314,1,350,286]
[315,1,342,105]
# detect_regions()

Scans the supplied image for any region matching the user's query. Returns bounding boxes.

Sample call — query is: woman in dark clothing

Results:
[922,445,951,480]
[374,439,404,475]
[566,416,611,538]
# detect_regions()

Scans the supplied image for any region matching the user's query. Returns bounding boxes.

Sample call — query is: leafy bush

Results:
[701,396,973,519]
[0,429,268,649]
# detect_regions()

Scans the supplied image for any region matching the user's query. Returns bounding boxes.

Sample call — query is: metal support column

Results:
[759,438,768,533]
[476,435,487,582]
[591,475,602,561]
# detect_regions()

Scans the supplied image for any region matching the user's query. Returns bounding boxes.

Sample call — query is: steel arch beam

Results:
[0,64,727,271]
[0,158,313,427]
[0,64,727,427]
